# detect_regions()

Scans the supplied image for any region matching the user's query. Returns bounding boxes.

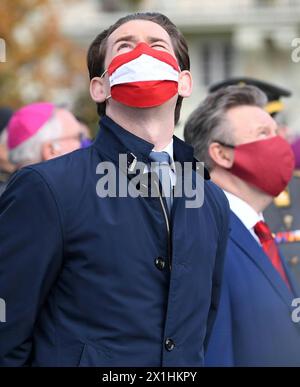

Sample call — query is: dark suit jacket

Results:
[205,211,300,367]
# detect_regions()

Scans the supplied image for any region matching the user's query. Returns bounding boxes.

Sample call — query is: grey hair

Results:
[184,85,268,171]
[9,114,62,166]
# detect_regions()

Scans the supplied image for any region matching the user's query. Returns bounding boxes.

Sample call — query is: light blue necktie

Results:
[149,151,173,214]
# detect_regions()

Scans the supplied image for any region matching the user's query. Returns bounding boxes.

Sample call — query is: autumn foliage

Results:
[0,0,86,109]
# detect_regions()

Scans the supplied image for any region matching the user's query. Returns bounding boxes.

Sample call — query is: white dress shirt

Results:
[223,190,264,245]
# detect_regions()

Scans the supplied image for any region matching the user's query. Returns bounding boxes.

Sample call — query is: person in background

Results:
[7,102,91,169]
[184,85,300,366]
[209,78,300,285]
[0,107,15,195]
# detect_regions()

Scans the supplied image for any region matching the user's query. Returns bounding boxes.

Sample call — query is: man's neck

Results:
[106,103,174,151]
[211,167,273,214]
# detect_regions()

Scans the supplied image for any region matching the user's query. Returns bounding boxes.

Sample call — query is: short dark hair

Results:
[184,85,268,170]
[87,12,190,124]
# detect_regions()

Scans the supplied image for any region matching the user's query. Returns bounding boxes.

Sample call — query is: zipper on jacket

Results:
[154,180,172,271]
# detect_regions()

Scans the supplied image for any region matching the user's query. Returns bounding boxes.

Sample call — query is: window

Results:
[199,38,234,87]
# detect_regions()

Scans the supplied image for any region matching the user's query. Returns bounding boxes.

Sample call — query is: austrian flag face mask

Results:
[103,42,181,108]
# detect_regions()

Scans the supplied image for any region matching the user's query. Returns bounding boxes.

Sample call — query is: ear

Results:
[178,70,193,98]
[41,142,59,161]
[209,142,235,169]
[90,76,109,103]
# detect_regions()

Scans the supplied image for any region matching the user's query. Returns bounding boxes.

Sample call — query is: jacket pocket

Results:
[78,342,113,367]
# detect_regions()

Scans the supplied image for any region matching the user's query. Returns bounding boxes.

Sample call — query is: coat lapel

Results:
[229,211,296,306]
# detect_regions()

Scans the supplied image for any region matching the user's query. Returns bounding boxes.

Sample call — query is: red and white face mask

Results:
[102,42,180,108]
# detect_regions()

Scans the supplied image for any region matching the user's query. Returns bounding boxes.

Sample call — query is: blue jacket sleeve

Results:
[0,167,64,366]
[204,188,230,352]
[204,261,234,366]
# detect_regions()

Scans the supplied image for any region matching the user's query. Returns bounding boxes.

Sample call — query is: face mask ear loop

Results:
[100,69,111,101]
[100,69,108,78]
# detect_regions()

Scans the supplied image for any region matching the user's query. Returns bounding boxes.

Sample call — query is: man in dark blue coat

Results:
[184,85,300,366]
[0,13,229,367]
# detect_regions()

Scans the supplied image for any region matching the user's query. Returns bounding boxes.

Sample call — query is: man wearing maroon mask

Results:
[184,85,300,366]
[0,13,229,366]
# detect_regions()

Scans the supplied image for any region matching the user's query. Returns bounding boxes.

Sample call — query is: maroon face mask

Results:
[225,136,295,197]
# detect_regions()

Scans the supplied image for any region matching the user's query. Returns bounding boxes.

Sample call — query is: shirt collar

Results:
[223,190,264,230]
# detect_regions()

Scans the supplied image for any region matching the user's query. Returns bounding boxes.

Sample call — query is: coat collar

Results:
[93,115,210,179]
[229,211,300,306]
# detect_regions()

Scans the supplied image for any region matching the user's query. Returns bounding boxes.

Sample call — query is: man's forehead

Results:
[227,105,271,120]
[107,20,172,45]
[227,105,277,129]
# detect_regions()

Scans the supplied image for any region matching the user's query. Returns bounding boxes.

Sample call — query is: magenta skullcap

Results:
[7,102,55,150]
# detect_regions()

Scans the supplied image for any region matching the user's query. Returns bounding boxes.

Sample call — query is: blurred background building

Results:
[1,0,300,137]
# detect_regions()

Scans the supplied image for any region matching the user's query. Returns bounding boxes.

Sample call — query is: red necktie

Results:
[254,220,290,289]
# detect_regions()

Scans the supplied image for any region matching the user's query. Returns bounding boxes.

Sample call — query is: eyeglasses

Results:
[61,133,83,142]
[212,140,235,149]
[52,133,90,143]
